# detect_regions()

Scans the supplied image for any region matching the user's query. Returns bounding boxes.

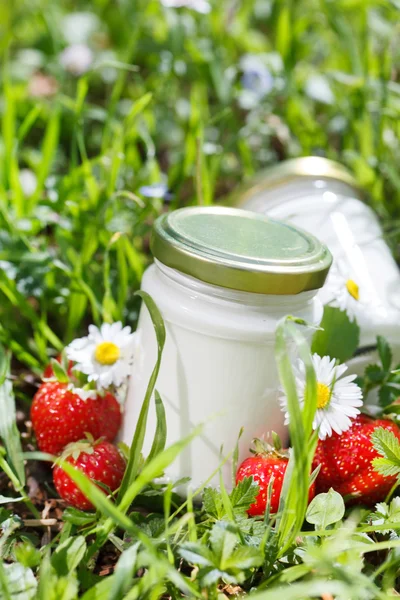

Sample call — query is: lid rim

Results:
[151,207,332,295]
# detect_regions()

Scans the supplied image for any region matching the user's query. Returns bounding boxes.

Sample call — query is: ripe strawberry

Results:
[313,414,400,505]
[31,381,121,455]
[53,438,126,510]
[236,442,315,516]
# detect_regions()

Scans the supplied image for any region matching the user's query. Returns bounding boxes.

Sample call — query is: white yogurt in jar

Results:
[120,207,331,490]
[235,157,400,374]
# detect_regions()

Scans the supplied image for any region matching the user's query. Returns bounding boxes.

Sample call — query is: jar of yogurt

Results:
[233,157,400,374]
[120,207,331,490]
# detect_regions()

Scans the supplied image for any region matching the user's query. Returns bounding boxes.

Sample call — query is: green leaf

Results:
[81,578,114,600]
[372,427,400,464]
[0,495,23,504]
[179,543,214,567]
[118,291,166,500]
[145,390,167,464]
[108,542,139,600]
[125,92,153,129]
[311,306,360,362]
[51,536,87,576]
[0,563,37,600]
[210,521,237,565]
[62,507,97,526]
[365,364,385,384]
[49,359,69,384]
[372,457,400,478]
[377,336,392,371]
[229,477,259,515]
[224,546,263,571]
[203,487,224,520]
[372,427,400,480]
[306,489,345,529]
[14,542,41,569]
[379,385,393,408]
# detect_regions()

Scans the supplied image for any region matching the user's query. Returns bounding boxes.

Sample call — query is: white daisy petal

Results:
[279,352,363,440]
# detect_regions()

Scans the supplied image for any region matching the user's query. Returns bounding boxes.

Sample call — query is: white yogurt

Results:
[120,207,331,490]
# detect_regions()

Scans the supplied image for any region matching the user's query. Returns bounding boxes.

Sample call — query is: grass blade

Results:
[145,390,167,464]
[0,348,25,485]
[118,291,165,499]
[274,317,317,556]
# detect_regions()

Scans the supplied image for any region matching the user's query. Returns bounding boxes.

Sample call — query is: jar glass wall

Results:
[120,207,331,491]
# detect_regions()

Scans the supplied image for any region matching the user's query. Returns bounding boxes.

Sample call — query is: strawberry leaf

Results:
[306,488,345,529]
[0,563,37,600]
[311,306,359,362]
[377,336,392,372]
[50,358,69,384]
[229,477,259,515]
[379,385,393,408]
[203,488,225,520]
[209,521,237,564]
[108,543,140,600]
[372,427,400,479]
[372,458,400,478]
[62,507,97,526]
[365,364,385,384]
[51,536,87,576]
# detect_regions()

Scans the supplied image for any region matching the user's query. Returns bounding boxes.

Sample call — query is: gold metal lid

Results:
[231,156,362,208]
[151,207,332,295]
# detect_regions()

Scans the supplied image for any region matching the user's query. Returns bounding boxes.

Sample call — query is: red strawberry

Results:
[53,438,126,510]
[236,443,315,516]
[313,414,400,505]
[31,381,121,455]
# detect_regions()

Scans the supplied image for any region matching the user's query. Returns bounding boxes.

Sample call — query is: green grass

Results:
[0,0,399,368]
[1,0,400,597]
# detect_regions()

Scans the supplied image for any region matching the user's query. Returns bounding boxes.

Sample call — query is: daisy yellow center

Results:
[316,382,332,409]
[346,279,359,301]
[95,342,120,366]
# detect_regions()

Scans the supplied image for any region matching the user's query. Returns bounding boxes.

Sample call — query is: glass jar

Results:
[234,157,400,374]
[120,207,331,490]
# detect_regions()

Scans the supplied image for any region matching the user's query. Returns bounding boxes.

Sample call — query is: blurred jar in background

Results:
[233,156,400,374]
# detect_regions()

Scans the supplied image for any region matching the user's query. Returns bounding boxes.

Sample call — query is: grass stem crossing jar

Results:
[234,157,400,372]
[120,207,332,490]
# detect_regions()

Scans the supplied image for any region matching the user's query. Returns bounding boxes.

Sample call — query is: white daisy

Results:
[66,322,136,390]
[59,44,93,76]
[19,169,37,197]
[319,262,367,322]
[280,353,363,440]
